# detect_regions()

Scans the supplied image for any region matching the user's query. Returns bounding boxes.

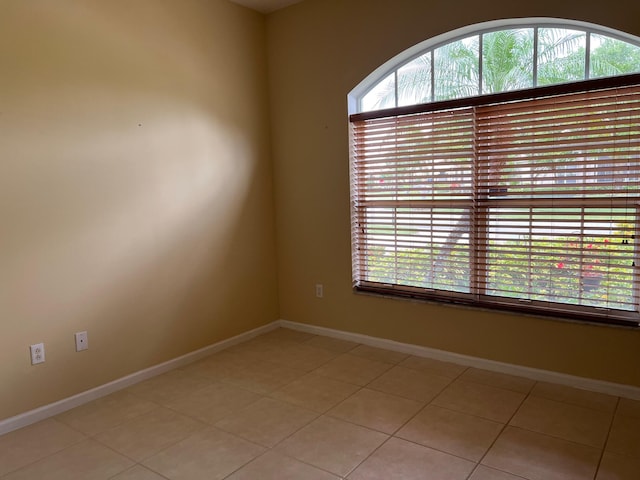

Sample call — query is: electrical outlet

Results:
[30,343,45,365]
[75,331,88,351]
[315,283,324,298]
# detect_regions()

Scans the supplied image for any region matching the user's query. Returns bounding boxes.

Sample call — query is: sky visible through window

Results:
[360,27,640,112]
[351,22,640,324]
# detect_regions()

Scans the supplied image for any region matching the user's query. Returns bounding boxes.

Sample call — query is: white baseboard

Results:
[278,319,640,401]
[0,322,279,436]
[3,318,639,437]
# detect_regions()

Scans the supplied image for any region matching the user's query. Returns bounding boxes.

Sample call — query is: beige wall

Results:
[2,0,640,424]
[267,0,640,387]
[0,0,278,421]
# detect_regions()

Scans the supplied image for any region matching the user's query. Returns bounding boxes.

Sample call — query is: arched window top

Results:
[349,18,640,114]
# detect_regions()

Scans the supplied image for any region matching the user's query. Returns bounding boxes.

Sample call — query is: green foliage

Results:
[482,29,534,93]
[359,25,640,314]
[537,28,586,85]
[397,53,432,106]
[365,230,635,311]
[590,37,640,77]
[434,37,480,100]
[487,235,634,309]
[362,27,640,110]
[366,244,470,292]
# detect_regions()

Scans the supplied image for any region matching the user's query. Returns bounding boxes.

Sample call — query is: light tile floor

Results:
[1,327,640,479]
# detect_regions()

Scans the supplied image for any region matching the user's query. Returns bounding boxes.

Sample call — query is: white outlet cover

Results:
[30,343,45,365]
[75,331,88,351]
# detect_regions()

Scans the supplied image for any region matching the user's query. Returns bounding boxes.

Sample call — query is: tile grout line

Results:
[383,364,527,475]
[229,332,378,478]
[339,364,472,478]
[126,367,318,477]
[217,333,370,479]
[325,361,542,475]
[271,356,393,478]
[76,332,313,479]
[3,329,633,479]
[463,379,534,480]
[0,419,89,480]
[257,353,412,478]
[592,395,620,480]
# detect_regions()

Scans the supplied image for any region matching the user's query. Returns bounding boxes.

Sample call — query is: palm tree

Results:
[536,28,586,85]
[363,28,591,110]
[397,53,432,106]
[433,36,480,100]
[360,28,640,290]
[590,37,640,77]
[482,28,534,93]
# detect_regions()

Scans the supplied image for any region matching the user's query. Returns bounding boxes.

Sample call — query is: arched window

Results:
[349,19,640,326]
[350,19,640,113]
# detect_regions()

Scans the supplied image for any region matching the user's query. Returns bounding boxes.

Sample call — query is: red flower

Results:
[556,262,565,269]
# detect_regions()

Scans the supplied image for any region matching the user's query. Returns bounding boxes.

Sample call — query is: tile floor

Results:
[1,327,640,479]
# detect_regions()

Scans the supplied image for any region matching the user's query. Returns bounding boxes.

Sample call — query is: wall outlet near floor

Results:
[30,343,45,365]
[315,283,324,298]
[75,331,88,352]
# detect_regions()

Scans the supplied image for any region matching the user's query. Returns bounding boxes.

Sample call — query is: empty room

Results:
[1,0,639,478]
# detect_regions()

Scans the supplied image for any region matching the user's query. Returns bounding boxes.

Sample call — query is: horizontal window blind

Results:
[476,87,640,199]
[351,109,475,294]
[350,78,640,326]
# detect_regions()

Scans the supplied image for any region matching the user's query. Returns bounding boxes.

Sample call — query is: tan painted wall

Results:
[267,0,640,386]
[0,0,278,420]
[3,0,640,424]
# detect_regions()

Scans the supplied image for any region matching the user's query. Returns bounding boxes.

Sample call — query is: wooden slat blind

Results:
[350,81,640,326]
[351,108,475,294]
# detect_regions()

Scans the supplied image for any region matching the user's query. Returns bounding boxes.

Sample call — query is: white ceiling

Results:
[229,0,303,14]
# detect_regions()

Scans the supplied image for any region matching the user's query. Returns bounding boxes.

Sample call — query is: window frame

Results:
[350,72,640,327]
[349,18,640,115]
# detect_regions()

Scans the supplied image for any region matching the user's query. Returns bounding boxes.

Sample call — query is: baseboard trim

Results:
[0,322,279,436]
[277,319,640,401]
[3,318,639,436]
